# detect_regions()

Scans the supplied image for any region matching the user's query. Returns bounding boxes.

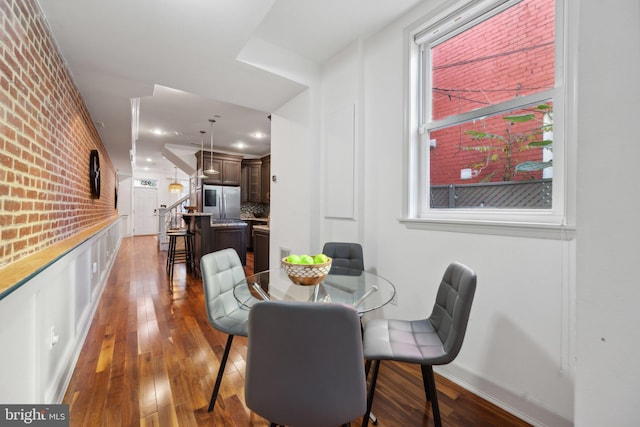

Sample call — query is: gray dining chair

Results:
[200,248,249,413]
[322,242,364,273]
[361,262,477,427]
[245,301,367,427]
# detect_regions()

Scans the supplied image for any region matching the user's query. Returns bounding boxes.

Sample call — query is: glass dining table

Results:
[234,267,396,314]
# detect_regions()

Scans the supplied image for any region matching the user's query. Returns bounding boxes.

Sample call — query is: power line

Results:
[432,85,553,107]
[433,41,554,70]
[434,86,552,94]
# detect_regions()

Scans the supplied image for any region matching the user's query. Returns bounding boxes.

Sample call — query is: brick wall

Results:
[0,0,117,268]
[429,0,554,184]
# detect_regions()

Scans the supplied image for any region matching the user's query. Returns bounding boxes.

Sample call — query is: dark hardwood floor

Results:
[63,236,531,426]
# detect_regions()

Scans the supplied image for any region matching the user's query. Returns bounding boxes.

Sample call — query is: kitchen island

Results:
[184,213,248,275]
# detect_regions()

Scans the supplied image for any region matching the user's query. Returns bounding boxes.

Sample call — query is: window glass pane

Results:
[431,0,555,121]
[429,102,553,208]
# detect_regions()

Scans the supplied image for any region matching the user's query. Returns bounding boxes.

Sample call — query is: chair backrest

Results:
[427,262,477,364]
[322,242,364,272]
[245,301,366,427]
[200,248,249,336]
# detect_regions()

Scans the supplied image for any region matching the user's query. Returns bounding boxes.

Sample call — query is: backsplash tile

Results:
[241,202,269,217]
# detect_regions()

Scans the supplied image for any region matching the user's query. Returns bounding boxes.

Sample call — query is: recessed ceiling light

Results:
[252,132,266,139]
[234,142,246,149]
[146,157,152,162]
[152,128,164,135]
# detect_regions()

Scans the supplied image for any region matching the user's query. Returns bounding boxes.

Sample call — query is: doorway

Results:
[133,187,158,236]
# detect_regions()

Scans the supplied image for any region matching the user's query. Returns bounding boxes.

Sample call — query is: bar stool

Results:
[166,229,194,293]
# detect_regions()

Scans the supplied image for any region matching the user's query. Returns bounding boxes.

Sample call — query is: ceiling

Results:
[36,0,423,178]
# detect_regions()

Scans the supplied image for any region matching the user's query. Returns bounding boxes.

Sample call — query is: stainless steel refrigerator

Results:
[202,185,241,219]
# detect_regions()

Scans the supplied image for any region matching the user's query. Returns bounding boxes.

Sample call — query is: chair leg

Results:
[166,236,173,273]
[208,334,234,412]
[168,236,177,294]
[420,364,432,401]
[364,359,372,377]
[187,233,195,273]
[421,365,442,427]
[361,359,381,427]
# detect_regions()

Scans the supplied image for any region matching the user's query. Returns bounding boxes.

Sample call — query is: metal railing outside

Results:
[430,179,552,208]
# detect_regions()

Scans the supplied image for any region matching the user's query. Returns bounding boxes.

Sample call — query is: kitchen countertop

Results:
[181,214,247,227]
[253,224,270,232]
[241,215,269,222]
[211,219,248,227]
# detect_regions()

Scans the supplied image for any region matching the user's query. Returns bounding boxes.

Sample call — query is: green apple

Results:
[313,253,329,264]
[298,255,314,264]
[286,254,301,264]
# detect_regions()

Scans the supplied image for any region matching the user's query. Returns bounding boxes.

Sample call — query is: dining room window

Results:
[406,0,566,227]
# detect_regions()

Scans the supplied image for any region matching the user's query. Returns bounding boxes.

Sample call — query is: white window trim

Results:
[401,0,575,240]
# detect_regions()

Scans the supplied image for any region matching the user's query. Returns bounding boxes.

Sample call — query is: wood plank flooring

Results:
[63,236,531,426]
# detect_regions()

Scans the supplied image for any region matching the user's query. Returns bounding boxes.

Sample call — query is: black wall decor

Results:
[89,149,101,198]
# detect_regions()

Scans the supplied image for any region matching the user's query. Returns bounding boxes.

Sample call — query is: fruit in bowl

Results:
[282,253,332,286]
[299,255,314,264]
[285,254,301,264]
[313,253,329,264]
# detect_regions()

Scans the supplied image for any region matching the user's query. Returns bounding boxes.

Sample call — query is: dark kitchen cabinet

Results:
[244,218,268,250]
[221,157,242,185]
[244,219,253,249]
[260,155,270,203]
[211,225,246,263]
[241,165,248,203]
[195,152,242,187]
[253,226,270,273]
[241,159,262,203]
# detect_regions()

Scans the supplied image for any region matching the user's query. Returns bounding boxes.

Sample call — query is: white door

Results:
[133,187,158,236]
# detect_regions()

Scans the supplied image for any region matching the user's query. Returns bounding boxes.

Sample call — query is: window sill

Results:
[400,217,575,240]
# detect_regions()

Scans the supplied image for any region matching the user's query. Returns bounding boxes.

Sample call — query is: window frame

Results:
[401,0,575,240]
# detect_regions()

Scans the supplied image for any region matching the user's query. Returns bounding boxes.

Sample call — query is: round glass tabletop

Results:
[234,268,396,314]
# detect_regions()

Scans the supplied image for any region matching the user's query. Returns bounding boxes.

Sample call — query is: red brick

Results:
[2,228,18,240]
[430,0,554,185]
[13,239,27,252]
[0,0,115,267]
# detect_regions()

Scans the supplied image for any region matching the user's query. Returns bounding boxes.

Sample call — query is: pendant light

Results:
[204,118,220,175]
[168,166,183,193]
[198,130,207,178]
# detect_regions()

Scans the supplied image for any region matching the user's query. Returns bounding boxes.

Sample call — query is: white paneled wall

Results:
[0,219,121,403]
[271,2,576,425]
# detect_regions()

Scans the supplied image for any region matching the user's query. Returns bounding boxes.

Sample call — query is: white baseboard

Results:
[435,364,573,427]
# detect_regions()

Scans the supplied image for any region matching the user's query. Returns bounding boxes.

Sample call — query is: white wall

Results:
[270,1,584,425]
[320,42,365,243]
[269,89,316,269]
[357,10,574,423]
[574,1,640,426]
[269,1,640,425]
[117,175,133,236]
